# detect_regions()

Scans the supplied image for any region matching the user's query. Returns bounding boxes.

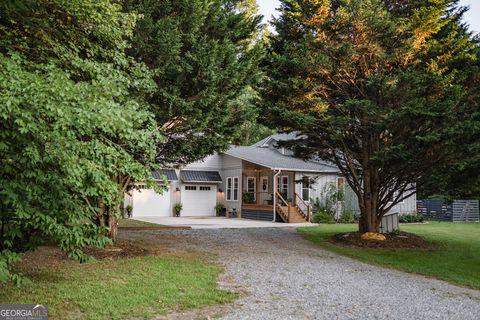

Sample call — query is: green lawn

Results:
[298,222,480,290]
[0,253,236,319]
[118,218,164,228]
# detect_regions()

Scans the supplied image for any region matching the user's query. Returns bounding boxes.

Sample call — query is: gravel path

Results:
[125,228,480,320]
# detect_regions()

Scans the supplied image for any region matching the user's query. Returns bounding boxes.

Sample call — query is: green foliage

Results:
[311,210,335,224]
[174,203,183,216]
[125,0,265,165]
[399,213,424,223]
[214,203,225,212]
[263,0,480,232]
[340,211,355,224]
[0,0,160,282]
[242,192,255,204]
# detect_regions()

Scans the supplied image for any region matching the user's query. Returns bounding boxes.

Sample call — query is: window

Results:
[200,186,211,191]
[246,177,256,201]
[226,177,239,201]
[185,185,197,191]
[277,175,289,199]
[233,177,239,201]
[226,178,232,201]
[301,177,310,201]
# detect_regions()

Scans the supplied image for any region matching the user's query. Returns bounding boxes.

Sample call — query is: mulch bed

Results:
[330,232,432,249]
[83,239,155,259]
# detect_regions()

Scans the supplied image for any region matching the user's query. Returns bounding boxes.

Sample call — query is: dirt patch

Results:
[330,232,432,249]
[83,239,154,259]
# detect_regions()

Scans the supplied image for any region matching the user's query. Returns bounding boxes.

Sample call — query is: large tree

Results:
[0,0,159,282]
[124,0,265,165]
[263,0,479,232]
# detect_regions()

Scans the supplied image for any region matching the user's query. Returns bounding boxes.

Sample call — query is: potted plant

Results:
[214,203,225,216]
[126,204,133,218]
[173,202,183,217]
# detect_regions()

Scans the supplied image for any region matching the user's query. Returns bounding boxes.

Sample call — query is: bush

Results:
[399,212,424,223]
[242,192,255,204]
[339,210,355,223]
[311,209,334,223]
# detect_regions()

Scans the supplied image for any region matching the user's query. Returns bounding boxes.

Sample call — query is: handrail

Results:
[276,191,288,207]
[294,192,311,221]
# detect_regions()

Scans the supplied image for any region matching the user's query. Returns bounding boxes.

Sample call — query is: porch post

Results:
[273,169,281,222]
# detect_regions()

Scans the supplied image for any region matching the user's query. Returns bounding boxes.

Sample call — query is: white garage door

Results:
[182,185,216,217]
[132,187,171,217]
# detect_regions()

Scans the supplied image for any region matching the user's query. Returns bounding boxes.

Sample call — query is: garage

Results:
[132,186,171,217]
[130,169,178,217]
[180,170,222,217]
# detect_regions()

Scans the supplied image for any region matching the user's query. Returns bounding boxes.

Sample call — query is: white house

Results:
[124,133,416,222]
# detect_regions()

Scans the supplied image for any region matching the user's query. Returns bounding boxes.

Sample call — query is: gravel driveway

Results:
[124,228,480,320]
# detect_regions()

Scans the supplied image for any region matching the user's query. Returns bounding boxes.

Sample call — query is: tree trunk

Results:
[358,168,381,233]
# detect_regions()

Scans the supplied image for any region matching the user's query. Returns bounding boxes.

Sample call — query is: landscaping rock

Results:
[361,232,386,241]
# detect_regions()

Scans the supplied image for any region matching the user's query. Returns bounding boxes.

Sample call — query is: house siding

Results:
[220,154,243,212]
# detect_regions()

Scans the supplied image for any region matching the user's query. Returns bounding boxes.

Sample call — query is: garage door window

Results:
[185,186,197,190]
[200,186,211,191]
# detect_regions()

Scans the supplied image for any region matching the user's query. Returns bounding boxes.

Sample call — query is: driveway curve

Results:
[125,228,480,320]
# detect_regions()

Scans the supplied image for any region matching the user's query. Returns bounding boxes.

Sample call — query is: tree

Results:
[0,0,159,282]
[263,0,479,232]
[124,0,264,165]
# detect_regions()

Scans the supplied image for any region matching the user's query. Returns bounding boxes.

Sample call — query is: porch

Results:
[239,162,312,223]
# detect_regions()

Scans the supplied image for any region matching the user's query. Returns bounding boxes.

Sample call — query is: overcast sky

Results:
[257,0,480,34]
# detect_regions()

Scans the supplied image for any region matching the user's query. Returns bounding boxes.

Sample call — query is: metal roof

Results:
[152,169,178,181]
[180,170,222,183]
[224,146,340,173]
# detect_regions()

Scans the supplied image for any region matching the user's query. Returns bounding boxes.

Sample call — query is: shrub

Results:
[340,210,355,223]
[174,202,183,217]
[242,192,255,204]
[399,212,424,223]
[311,209,334,223]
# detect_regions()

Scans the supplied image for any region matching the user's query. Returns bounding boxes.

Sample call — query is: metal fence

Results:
[417,199,479,222]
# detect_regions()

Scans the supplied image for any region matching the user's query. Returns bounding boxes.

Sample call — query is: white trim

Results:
[233,177,239,201]
[226,177,233,201]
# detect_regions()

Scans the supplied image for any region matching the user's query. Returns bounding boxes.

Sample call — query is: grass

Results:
[0,252,236,319]
[298,222,480,290]
[118,218,164,228]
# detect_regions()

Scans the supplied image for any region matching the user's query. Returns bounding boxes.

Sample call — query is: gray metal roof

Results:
[180,170,222,183]
[251,132,303,147]
[225,146,340,173]
[152,169,178,181]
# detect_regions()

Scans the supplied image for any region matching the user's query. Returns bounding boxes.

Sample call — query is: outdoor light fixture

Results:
[218,188,223,193]
[175,187,180,192]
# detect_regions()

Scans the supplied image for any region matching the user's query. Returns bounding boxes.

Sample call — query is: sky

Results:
[257,0,480,34]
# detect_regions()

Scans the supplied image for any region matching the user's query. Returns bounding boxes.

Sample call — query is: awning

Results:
[152,169,178,181]
[180,170,222,183]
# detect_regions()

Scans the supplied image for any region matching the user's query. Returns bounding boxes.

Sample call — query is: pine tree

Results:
[263,0,479,232]
[125,0,264,165]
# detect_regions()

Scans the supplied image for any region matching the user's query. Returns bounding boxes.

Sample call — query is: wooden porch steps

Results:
[277,206,308,223]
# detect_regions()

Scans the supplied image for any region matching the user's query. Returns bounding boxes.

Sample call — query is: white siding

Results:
[183,153,223,170]
[220,154,242,212]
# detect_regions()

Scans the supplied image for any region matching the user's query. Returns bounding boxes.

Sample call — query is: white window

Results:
[226,177,239,201]
[185,185,197,191]
[301,177,310,201]
[277,175,289,198]
[233,177,239,201]
[226,178,232,201]
[246,177,256,201]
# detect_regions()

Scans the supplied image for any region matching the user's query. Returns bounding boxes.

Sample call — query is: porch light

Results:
[175,187,180,192]
[218,188,224,193]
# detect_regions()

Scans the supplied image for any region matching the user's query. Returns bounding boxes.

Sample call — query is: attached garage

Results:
[181,185,217,216]
[132,187,171,217]
[130,169,178,217]
[180,170,222,217]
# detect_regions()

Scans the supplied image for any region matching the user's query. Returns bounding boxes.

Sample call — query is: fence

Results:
[417,199,479,222]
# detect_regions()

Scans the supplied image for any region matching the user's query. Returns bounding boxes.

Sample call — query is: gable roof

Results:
[251,132,302,147]
[180,170,222,183]
[152,169,178,181]
[224,145,339,173]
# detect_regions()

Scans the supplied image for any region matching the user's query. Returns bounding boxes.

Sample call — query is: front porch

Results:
[239,162,311,223]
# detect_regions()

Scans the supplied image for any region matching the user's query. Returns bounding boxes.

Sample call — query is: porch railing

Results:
[275,191,290,222]
[294,192,311,222]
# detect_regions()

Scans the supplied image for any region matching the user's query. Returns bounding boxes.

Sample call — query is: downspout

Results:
[273,169,282,222]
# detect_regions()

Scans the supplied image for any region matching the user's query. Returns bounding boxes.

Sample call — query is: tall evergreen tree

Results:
[124,0,264,165]
[263,0,479,232]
